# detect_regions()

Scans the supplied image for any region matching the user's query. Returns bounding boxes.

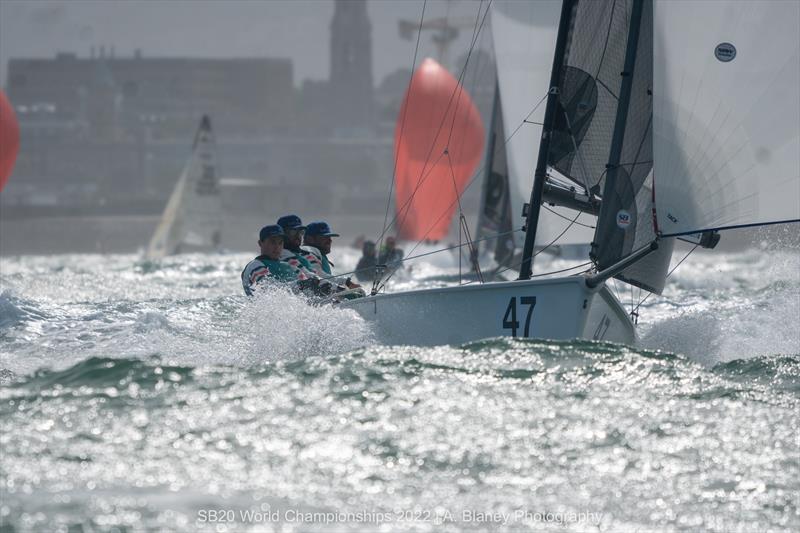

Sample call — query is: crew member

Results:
[276,214,322,275]
[355,240,378,282]
[378,236,404,278]
[241,224,308,296]
[303,221,362,292]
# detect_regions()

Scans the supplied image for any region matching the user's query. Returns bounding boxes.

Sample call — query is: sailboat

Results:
[393,57,485,243]
[146,115,223,259]
[342,0,799,346]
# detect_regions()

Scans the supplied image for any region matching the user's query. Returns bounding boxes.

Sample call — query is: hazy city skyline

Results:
[0,0,493,89]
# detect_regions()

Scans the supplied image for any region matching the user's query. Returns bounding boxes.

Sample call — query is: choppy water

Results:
[1,244,798,532]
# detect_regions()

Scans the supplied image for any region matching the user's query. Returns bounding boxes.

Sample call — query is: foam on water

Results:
[0,255,374,375]
[639,247,800,365]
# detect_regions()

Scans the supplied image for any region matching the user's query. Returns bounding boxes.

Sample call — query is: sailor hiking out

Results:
[303,221,363,292]
[242,217,364,300]
[241,224,311,296]
[276,214,322,277]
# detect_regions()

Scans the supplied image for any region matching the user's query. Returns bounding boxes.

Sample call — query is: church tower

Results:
[329,0,374,135]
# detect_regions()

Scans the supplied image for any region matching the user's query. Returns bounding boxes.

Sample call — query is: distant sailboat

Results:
[146,115,222,259]
[393,58,485,242]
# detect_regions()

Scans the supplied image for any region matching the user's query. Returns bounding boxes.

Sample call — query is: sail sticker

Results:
[714,42,737,62]
[616,210,632,229]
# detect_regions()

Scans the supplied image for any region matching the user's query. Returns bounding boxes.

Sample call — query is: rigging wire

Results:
[541,204,596,228]
[377,85,549,271]
[461,260,593,287]
[490,209,587,280]
[374,0,428,295]
[318,228,523,285]
[445,150,483,284]
[631,243,699,314]
[375,90,564,293]
[376,89,550,291]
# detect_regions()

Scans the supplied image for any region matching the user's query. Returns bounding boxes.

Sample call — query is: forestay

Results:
[652,0,800,237]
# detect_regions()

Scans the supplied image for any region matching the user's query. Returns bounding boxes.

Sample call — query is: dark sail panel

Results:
[548,0,629,193]
[591,0,673,294]
[476,87,516,267]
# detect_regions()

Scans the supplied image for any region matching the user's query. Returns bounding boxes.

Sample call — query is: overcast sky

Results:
[0,0,494,89]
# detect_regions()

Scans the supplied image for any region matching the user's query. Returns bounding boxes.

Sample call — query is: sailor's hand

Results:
[345,278,361,289]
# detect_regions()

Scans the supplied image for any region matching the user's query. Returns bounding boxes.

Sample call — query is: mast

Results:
[592,0,647,262]
[518,0,575,281]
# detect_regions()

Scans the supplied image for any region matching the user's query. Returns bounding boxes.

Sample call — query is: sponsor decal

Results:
[715,42,736,62]
[616,210,632,229]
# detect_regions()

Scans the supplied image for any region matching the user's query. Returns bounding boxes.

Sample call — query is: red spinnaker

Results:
[0,90,20,192]
[394,58,484,242]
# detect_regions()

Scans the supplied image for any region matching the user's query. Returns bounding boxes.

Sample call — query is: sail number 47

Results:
[502,296,537,337]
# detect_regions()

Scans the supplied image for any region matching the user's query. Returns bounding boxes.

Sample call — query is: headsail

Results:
[546,0,672,294]
[590,0,674,293]
[652,0,800,238]
[547,0,627,195]
[146,115,222,259]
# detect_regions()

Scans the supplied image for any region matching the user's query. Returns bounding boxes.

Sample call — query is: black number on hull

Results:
[503,296,537,337]
[503,297,519,336]
[521,296,537,337]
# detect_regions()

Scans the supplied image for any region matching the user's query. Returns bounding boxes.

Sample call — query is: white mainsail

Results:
[489,0,594,247]
[146,115,222,259]
[652,0,800,237]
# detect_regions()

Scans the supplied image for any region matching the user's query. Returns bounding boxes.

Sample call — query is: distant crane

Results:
[398,16,478,70]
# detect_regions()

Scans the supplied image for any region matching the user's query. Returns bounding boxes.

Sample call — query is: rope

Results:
[541,204,596,228]
[319,228,523,287]
[462,260,593,287]
[491,209,587,279]
[376,91,551,292]
[631,243,699,314]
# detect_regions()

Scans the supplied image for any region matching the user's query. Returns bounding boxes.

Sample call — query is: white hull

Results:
[340,276,634,346]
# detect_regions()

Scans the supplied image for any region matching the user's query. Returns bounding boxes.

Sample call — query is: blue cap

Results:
[305,221,340,237]
[276,214,305,230]
[259,224,285,240]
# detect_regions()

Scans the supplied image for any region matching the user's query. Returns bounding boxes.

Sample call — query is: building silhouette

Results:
[329,0,374,136]
[7,51,294,140]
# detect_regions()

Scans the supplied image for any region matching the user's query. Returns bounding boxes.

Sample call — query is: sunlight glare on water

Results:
[1,246,798,532]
